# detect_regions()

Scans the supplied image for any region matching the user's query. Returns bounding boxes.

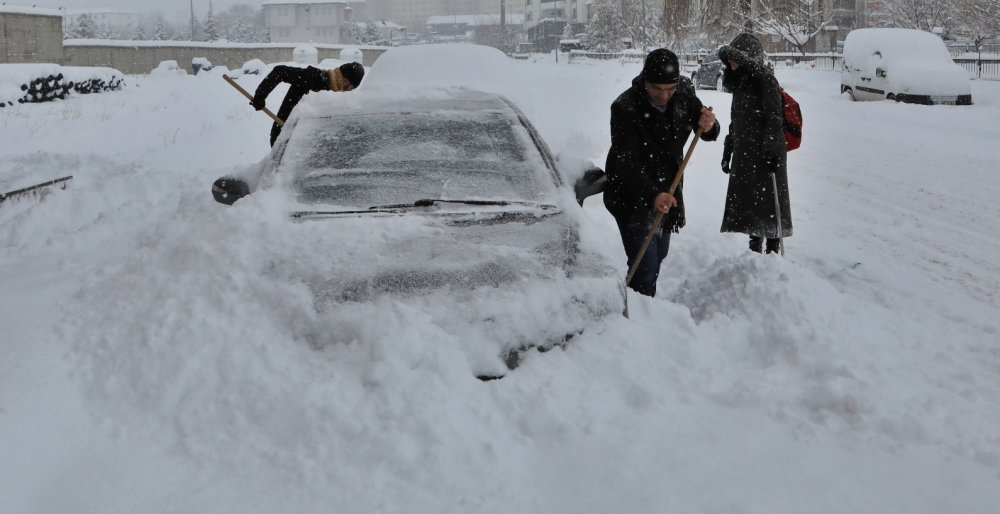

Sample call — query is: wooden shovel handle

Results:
[624,108,713,287]
[223,74,284,126]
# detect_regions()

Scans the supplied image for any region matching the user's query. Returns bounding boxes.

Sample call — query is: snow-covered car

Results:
[212,89,622,379]
[841,28,972,105]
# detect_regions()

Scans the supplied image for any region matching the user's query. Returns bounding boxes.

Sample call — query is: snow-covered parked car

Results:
[841,28,972,105]
[211,88,622,379]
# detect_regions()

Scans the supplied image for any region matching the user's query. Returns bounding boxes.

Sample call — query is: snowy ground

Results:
[2,49,999,513]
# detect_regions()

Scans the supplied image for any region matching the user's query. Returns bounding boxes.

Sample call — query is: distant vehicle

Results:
[559,38,584,53]
[841,28,972,105]
[691,59,726,91]
[211,89,623,378]
[512,42,535,59]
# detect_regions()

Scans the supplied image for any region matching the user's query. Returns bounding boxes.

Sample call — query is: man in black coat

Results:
[251,62,365,146]
[604,48,720,297]
[718,33,792,254]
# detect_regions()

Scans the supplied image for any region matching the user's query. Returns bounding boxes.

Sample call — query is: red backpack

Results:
[780,88,802,151]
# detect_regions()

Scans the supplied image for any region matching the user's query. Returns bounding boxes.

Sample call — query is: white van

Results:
[841,28,972,105]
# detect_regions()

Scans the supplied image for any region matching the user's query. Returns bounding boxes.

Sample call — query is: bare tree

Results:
[749,0,832,54]
[660,0,697,51]
[953,0,1000,74]
[877,0,958,37]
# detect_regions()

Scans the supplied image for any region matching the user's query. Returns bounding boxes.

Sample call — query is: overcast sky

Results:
[17,0,256,22]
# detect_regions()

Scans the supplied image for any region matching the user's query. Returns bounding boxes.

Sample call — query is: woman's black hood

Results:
[718,33,770,91]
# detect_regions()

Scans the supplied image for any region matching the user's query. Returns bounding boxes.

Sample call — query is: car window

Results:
[279,112,555,208]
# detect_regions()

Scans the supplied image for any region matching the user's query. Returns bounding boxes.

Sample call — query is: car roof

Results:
[298,88,519,119]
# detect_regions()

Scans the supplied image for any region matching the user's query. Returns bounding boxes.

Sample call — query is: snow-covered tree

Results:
[67,14,98,39]
[877,0,959,37]
[749,0,833,54]
[151,22,168,41]
[133,26,147,41]
[586,0,628,51]
[953,0,1000,67]
[203,1,221,41]
[660,0,697,51]
[218,4,268,42]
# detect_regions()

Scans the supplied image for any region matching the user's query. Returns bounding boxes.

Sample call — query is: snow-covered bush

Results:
[61,66,125,94]
[293,46,319,65]
[192,57,213,75]
[151,60,187,77]
[0,63,71,107]
[242,59,266,75]
[339,47,363,64]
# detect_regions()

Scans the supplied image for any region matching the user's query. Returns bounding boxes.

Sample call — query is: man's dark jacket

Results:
[252,65,329,145]
[604,75,720,232]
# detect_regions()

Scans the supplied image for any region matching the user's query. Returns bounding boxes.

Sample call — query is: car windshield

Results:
[278,111,557,209]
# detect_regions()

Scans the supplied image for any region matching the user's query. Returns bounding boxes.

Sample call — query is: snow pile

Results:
[150,60,188,76]
[2,55,1000,514]
[293,45,319,65]
[242,59,267,75]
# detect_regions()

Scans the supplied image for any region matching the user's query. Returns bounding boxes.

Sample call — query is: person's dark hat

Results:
[338,62,365,88]
[642,49,680,84]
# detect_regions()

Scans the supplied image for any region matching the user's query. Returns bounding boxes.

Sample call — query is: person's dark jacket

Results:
[252,65,329,145]
[604,75,720,231]
[718,34,792,238]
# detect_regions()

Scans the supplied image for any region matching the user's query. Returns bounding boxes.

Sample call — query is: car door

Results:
[857,51,886,100]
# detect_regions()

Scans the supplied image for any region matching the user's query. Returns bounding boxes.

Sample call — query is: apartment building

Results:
[62,8,140,37]
[263,0,353,44]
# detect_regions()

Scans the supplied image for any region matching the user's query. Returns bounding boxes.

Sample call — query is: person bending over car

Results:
[251,62,365,146]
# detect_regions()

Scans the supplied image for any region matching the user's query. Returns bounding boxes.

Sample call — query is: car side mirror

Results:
[574,167,607,206]
[212,177,250,205]
[876,67,886,78]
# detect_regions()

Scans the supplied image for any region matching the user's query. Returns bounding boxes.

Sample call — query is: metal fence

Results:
[565,48,1000,80]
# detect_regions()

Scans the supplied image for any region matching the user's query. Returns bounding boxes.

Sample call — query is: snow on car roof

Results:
[362,43,512,94]
[843,28,953,67]
[294,87,517,120]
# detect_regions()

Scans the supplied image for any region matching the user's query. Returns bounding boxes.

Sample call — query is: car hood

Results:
[264,208,624,375]
[299,209,579,303]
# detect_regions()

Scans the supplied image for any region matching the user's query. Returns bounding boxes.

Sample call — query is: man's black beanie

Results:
[642,48,680,84]
[339,62,365,88]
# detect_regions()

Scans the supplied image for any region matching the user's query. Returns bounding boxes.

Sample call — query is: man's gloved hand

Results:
[250,97,266,111]
[721,159,730,174]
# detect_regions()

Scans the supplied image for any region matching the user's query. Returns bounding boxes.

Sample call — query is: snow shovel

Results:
[624,111,711,287]
[223,74,284,126]
[770,172,785,256]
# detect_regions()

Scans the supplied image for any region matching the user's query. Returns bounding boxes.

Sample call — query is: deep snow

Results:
[2,46,999,513]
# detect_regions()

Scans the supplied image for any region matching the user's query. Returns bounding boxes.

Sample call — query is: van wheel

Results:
[716,75,724,91]
[887,93,899,102]
[842,87,855,101]
[692,75,700,89]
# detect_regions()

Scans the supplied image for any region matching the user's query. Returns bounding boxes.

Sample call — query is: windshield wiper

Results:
[367,198,557,210]
[291,208,403,219]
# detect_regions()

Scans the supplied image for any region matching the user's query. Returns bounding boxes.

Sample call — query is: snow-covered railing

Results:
[768,52,844,70]
[952,57,1000,80]
[567,49,645,65]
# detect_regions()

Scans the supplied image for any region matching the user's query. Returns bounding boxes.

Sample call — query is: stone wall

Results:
[62,42,386,75]
[0,12,64,64]
[2,11,385,74]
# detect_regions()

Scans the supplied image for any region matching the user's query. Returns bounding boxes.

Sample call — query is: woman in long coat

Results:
[718,33,792,254]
